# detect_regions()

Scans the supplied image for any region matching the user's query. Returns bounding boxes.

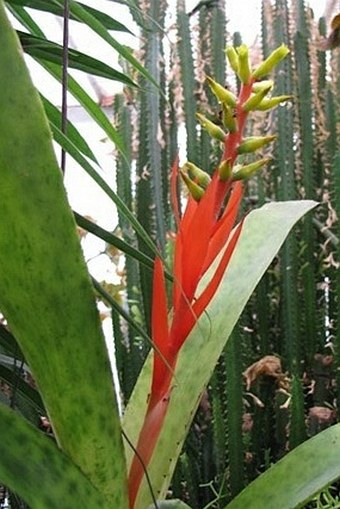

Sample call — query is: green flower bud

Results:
[242,85,272,112]
[252,80,274,93]
[256,95,293,111]
[232,157,271,180]
[237,44,251,84]
[252,44,290,80]
[206,76,237,107]
[183,162,211,189]
[237,135,276,154]
[196,113,226,142]
[180,170,205,201]
[222,103,237,132]
[218,159,233,181]
[225,46,239,74]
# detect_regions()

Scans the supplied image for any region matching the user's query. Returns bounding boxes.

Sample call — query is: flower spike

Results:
[128,42,291,509]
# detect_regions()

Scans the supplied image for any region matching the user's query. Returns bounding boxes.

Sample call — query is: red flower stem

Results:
[214,80,254,221]
[128,377,175,509]
[223,80,254,163]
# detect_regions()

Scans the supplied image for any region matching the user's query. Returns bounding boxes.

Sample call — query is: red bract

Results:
[128,80,256,509]
[128,176,244,509]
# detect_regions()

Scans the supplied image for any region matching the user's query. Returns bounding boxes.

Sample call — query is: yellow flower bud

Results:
[180,170,205,201]
[225,46,239,74]
[196,113,226,142]
[242,85,272,112]
[237,44,251,84]
[256,95,293,111]
[206,76,237,108]
[218,159,233,181]
[252,44,290,80]
[237,135,276,154]
[222,103,237,133]
[183,162,211,189]
[252,80,274,93]
[232,158,272,180]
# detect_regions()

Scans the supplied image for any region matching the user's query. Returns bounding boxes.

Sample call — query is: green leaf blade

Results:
[224,423,340,509]
[0,4,128,505]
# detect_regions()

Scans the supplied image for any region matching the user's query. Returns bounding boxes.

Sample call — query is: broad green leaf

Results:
[6,0,134,32]
[0,405,111,509]
[18,31,137,86]
[0,4,128,506]
[123,200,318,509]
[224,423,340,509]
[41,95,98,163]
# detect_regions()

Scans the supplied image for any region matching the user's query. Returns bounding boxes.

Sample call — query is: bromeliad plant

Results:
[128,43,295,508]
[1,2,340,508]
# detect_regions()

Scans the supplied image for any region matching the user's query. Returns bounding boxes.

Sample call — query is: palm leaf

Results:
[6,0,134,32]
[18,31,137,85]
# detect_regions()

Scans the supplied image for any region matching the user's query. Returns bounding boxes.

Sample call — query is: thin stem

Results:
[122,430,159,509]
[61,0,69,174]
